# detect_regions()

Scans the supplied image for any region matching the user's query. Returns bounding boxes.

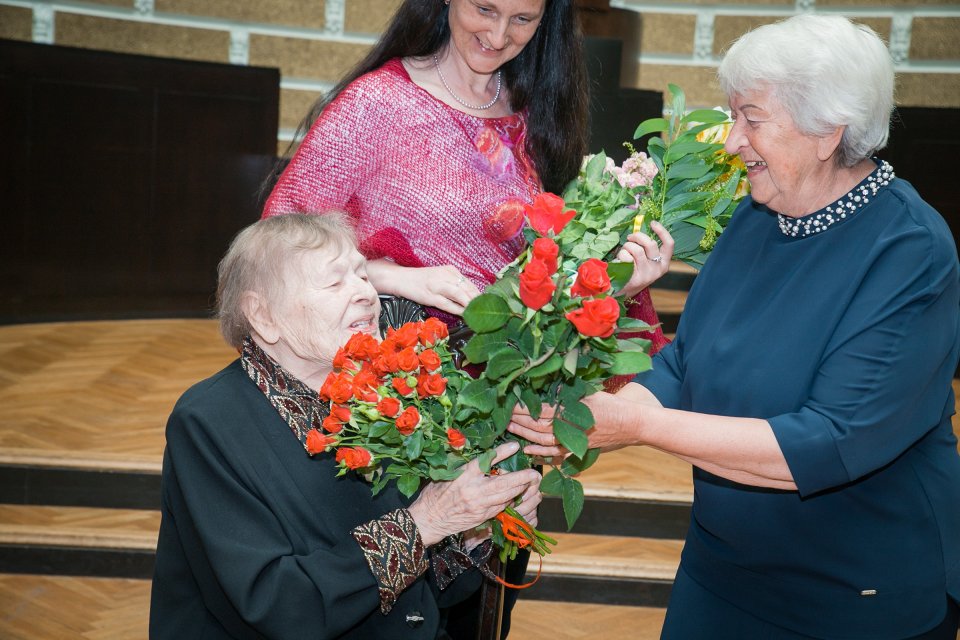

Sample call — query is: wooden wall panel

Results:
[0,40,279,321]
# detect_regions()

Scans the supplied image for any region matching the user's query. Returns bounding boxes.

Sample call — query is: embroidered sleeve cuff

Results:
[431,534,494,591]
[351,508,429,614]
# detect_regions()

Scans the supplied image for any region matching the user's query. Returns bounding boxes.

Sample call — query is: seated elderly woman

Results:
[510,15,960,640]
[149,213,542,639]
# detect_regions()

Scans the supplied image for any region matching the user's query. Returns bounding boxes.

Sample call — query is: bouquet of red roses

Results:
[313,318,556,563]
[458,192,653,530]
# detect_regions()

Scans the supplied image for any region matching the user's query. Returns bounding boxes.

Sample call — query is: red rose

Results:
[374,351,400,376]
[417,372,447,399]
[331,404,351,423]
[392,376,415,397]
[566,296,621,338]
[519,258,556,310]
[447,428,466,450]
[336,446,372,469]
[322,413,344,434]
[418,349,441,372]
[343,333,379,361]
[319,372,336,402]
[377,397,401,418]
[396,347,420,373]
[332,348,357,372]
[327,375,353,404]
[531,237,559,274]
[306,428,336,455]
[525,192,576,236]
[388,323,419,349]
[570,258,611,298]
[395,406,421,436]
[351,365,381,401]
[418,318,449,346]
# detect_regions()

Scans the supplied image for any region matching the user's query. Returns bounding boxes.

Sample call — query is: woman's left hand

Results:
[616,221,674,299]
[508,392,638,458]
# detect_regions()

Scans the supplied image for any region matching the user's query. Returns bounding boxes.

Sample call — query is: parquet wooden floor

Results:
[0,574,151,640]
[0,320,234,469]
[0,574,671,640]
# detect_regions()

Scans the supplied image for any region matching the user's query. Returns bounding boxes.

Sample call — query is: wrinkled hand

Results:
[507,404,568,460]
[408,442,542,547]
[508,393,632,458]
[397,265,481,316]
[616,221,674,300]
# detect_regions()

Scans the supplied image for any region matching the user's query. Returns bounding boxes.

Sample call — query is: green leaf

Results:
[562,349,579,376]
[462,329,507,364]
[559,401,595,431]
[682,108,729,125]
[457,379,495,413]
[557,378,589,407]
[477,449,496,473]
[561,477,585,530]
[617,336,652,352]
[606,261,634,294]
[553,418,589,459]
[491,394,519,431]
[428,467,462,481]
[404,431,424,460]
[397,473,421,498]
[463,294,512,333]
[519,385,543,420]
[609,350,653,375]
[634,117,669,139]
[561,448,601,476]
[496,448,531,473]
[667,162,713,182]
[664,139,715,164]
[527,354,563,379]
[584,152,607,181]
[540,468,565,496]
[485,348,527,380]
[617,317,654,332]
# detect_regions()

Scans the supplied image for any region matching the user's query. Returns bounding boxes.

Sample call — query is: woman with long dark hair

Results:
[263,0,669,342]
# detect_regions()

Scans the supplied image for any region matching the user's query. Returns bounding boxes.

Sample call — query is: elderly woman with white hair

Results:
[149,213,542,639]
[508,15,960,639]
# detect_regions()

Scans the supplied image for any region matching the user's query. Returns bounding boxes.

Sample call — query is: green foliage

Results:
[629,85,747,269]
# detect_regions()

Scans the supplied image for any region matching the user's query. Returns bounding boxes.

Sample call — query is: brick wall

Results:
[1,0,957,153]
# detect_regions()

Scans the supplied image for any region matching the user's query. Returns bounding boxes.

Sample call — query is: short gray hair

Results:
[718,14,895,167]
[216,213,357,349]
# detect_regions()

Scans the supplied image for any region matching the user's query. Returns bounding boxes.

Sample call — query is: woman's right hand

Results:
[407,441,542,547]
[367,260,480,316]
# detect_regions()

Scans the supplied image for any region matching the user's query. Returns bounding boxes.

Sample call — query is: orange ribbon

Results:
[492,511,543,589]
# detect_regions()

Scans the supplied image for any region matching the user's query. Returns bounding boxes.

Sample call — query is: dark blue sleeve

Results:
[769,215,960,496]
[634,335,684,408]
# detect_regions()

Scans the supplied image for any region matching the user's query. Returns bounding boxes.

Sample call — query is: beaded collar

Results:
[777,160,895,238]
[240,336,328,452]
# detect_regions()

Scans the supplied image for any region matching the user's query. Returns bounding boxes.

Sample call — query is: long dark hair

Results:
[283,0,588,195]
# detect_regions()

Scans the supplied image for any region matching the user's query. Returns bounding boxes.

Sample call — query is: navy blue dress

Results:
[637,164,960,638]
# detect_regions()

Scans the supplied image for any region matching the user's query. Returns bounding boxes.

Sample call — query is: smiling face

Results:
[265,245,380,385]
[447,0,545,75]
[724,86,837,217]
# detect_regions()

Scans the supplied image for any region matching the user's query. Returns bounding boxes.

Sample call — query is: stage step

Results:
[0,505,158,579]
[0,504,679,607]
[0,444,694,540]
[528,532,680,607]
[0,573,671,640]
[512,599,667,639]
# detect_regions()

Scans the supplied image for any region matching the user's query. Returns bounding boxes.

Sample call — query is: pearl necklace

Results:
[433,55,502,111]
[777,160,895,238]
